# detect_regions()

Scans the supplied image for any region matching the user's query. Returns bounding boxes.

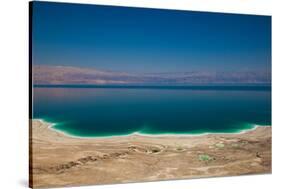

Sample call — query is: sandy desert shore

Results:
[30,119,271,188]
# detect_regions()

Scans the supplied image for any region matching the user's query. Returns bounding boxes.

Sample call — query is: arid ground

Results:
[30,119,271,188]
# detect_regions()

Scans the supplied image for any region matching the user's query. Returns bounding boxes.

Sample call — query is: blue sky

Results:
[32,2,271,74]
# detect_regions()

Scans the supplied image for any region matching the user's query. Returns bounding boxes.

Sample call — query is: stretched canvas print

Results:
[29,1,272,188]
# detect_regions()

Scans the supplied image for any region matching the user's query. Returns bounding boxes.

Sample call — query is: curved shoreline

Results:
[33,118,270,139]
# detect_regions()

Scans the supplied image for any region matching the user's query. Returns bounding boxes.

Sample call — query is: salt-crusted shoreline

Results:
[33,118,269,139]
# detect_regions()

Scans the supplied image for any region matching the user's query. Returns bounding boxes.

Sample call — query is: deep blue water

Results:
[33,86,271,137]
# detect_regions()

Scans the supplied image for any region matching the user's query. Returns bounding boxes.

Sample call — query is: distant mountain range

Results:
[32,65,271,85]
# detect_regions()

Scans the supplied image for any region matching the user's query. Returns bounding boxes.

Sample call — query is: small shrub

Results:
[198,154,213,162]
[215,143,225,148]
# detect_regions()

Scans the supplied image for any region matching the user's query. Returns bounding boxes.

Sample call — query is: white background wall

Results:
[0,0,280,188]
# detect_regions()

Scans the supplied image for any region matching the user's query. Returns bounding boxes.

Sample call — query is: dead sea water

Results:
[33,85,271,137]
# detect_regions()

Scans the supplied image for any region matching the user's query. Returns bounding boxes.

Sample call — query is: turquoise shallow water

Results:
[33,86,271,137]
